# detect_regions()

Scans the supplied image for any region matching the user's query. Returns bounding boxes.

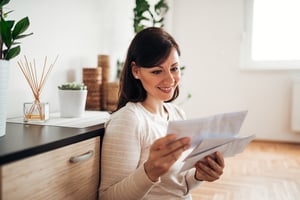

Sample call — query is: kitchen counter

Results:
[0,122,105,165]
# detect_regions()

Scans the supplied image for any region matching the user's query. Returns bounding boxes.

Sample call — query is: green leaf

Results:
[134,0,153,33]
[138,16,149,22]
[12,17,30,39]
[58,82,87,90]
[135,0,150,14]
[157,17,164,23]
[0,0,10,7]
[136,25,145,33]
[133,0,169,33]
[154,0,169,15]
[0,1,32,60]
[0,17,13,48]
[11,41,20,45]
[5,20,14,30]
[4,45,20,60]
[15,32,33,39]
[3,10,13,18]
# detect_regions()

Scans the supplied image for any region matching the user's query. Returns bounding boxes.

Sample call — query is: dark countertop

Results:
[0,122,105,165]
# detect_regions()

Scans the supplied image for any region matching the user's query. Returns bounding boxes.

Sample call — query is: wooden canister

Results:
[98,55,110,83]
[83,67,102,110]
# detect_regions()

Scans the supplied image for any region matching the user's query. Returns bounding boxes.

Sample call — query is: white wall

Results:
[8,0,134,117]
[172,0,300,142]
[7,0,300,142]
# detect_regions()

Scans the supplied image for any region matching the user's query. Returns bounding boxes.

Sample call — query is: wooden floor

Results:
[191,140,300,200]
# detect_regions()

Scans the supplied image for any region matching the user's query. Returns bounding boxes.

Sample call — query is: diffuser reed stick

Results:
[18,55,58,120]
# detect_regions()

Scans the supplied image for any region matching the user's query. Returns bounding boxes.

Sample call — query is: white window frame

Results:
[240,0,300,70]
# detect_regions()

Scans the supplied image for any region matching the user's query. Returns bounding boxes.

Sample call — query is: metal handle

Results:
[69,150,94,163]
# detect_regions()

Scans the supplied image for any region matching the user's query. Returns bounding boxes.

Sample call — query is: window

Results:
[240,0,300,70]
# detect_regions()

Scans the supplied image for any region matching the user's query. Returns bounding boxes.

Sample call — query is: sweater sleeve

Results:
[185,168,203,191]
[99,109,158,200]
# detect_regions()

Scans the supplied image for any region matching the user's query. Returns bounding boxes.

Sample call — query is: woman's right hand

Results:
[144,134,190,182]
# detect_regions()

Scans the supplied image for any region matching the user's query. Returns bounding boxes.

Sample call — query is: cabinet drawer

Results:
[1,137,100,200]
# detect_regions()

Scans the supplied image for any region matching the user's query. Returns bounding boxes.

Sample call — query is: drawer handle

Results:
[69,150,94,163]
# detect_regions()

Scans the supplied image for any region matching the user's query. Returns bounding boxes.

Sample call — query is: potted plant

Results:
[58,82,88,118]
[0,0,33,137]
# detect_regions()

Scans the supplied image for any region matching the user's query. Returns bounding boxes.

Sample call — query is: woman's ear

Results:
[131,62,140,79]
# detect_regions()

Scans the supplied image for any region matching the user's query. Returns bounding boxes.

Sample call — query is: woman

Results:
[99,27,224,200]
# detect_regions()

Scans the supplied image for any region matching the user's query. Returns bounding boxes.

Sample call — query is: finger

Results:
[205,156,223,175]
[160,137,190,163]
[214,151,225,167]
[197,161,221,179]
[151,134,177,150]
[196,168,218,182]
[160,137,190,156]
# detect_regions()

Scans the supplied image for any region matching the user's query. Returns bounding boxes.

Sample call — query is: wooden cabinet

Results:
[0,137,100,200]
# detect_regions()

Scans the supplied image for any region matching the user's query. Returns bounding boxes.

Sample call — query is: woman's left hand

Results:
[194,151,225,182]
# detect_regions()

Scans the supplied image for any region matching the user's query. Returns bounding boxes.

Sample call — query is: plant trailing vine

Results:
[133,0,169,33]
[0,0,33,60]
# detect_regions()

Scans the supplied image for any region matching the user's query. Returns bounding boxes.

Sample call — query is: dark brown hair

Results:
[116,27,181,111]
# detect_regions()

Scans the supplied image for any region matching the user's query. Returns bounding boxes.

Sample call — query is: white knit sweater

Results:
[99,102,201,200]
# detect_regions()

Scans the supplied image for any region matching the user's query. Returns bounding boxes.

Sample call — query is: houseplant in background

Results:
[114,0,169,80]
[133,0,169,33]
[58,82,88,118]
[0,0,33,137]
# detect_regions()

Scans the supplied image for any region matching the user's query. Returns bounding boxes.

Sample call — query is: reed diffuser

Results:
[18,56,58,122]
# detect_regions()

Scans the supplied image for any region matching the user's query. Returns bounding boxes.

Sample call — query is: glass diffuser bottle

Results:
[23,100,49,122]
[18,56,58,122]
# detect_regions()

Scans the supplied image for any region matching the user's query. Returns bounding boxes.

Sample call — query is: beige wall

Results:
[7,0,300,142]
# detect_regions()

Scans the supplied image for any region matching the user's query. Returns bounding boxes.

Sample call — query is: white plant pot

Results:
[58,90,87,118]
[0,60,9,137]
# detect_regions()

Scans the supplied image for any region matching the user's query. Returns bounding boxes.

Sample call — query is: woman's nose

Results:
[163,72,175,84]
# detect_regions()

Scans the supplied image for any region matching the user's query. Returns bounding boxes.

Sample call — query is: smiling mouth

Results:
[158,87,174,92]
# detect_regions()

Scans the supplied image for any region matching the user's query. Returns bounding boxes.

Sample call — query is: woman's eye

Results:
[171,67,179,72]
[151,70,162,75]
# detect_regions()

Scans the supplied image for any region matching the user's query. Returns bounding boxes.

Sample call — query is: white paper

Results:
[166,110,255,173]
[180,135,255,172]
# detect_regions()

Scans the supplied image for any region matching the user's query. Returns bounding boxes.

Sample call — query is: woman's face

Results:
[132,48,181,102]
